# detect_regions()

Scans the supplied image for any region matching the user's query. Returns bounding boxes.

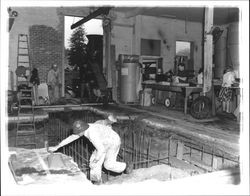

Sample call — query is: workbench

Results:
[142,82,203,114]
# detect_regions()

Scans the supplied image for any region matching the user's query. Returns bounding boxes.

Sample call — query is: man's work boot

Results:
[124,162,133,174]
[90,173,102,185]
[92,180,102,185]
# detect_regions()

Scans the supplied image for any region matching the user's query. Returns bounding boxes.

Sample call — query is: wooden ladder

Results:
[15,34,36,149]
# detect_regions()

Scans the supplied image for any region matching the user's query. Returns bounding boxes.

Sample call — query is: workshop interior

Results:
[3,3,248,195]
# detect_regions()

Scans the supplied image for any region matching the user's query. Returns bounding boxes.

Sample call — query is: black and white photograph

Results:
[1,1,249,195]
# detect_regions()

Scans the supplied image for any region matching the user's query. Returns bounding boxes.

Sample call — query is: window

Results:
[141,39,161,56]
[175,41,194,74]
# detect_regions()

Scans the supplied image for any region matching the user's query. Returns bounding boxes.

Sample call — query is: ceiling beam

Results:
[125,8,145,18]
[70,7,111,29]
[125,7,156,18]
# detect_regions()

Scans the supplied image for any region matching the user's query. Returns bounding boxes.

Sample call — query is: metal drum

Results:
[120,62,140,103]
[214,28,227,79]
[227,22,239,76]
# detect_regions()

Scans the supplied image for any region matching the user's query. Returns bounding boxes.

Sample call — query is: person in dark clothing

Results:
[80,64,97,100]
[30,68,40,105]
[176,63,188,83]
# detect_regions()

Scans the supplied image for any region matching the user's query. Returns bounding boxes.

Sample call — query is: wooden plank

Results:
[212,157,218,170]
[184,156,213,172]
[203,7,214,93]
[176,141,184,160]
[169,157,204,174]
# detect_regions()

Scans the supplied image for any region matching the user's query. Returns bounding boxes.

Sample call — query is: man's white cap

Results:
[108,114,117,123]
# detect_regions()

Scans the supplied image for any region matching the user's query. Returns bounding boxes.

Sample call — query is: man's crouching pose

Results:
[49,117,132,184]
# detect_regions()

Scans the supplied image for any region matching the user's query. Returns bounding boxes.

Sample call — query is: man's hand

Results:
[92,158,99,164]
[48,85,52,90]
[48,146,59,153]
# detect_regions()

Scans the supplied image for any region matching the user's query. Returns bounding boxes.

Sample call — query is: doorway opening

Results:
[174,41,194,75]
[64,16,104,101]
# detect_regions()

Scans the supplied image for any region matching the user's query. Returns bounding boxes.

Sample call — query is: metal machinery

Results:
[118,54,140,103]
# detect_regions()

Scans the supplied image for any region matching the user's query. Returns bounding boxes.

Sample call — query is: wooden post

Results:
[103,17,112,88]
[176,141,184,160]
[211,84,216,116]
[203,7,214,94]
[111,45,117,101]
[212,157,218,171]
[211,148,214,168]
[168,137,171,164]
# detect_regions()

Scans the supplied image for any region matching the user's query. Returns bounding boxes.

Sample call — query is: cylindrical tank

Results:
[214,28,227,79]
[120,62,139,103]
[140,88,152,106]
[227,22,239,77]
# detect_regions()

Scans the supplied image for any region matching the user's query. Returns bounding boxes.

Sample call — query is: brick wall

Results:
[29,25,62,83]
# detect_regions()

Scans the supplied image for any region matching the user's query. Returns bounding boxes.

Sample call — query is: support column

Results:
[133,15,142,55]
[203,7,214,94]
[60,14,65,97]
[103,17,112,88]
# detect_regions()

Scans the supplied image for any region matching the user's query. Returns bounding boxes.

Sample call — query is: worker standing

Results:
[47,64,61,104]
[30,68,40,105]
[175,63,188,83]
[197,68,203,85]
[218,66,237,113]
[49,116,132,184]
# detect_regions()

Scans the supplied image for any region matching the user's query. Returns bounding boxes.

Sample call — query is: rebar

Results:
[123,133,126,162]
[146,138,151,168]
[46,113,240,183]
[142,131,145,168]
[132,132,135,164]
[86,143,90,179]
[138,130,142,168]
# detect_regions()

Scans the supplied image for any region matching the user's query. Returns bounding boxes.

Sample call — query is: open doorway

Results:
[174,41,194,75]
[64,16,103,101]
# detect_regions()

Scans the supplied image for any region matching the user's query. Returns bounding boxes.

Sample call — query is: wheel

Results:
[190,96,211,119]
[151,97,156,105]
[164,97,171,108]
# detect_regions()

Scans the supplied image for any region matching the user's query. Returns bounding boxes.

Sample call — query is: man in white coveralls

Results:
[49,115,132,184]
